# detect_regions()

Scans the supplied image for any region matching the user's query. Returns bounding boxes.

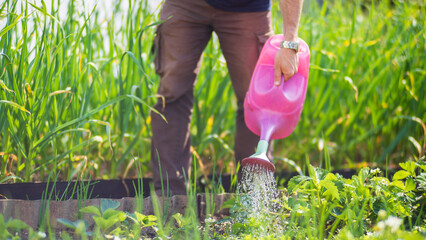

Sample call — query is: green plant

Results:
[56,198,161,239]
[0,0,162,183]
[56,218,90,239]
[79,199,126,234]
[0,215,47,240]
[2,158,426,239]
[126,212,157,237]
[212,159,426,239]
[0,215,28,240]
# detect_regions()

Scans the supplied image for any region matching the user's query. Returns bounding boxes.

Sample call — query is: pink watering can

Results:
[241,35,310,172]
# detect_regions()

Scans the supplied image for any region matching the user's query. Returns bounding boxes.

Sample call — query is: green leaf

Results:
[33,95,129,149]
[395,202,410,216]
[172,213,192,228]
[393,170,411,180]
[417,163,426,172]
[28,2,64,35]
[6,219,28,230]
[125,94,167,123]
[415,173,426,191]
[399,161,417,175]
[134,212,143,222]
[320,180,340,200]
[358,168,370,184]
[133,212,156,227]
[288,175,311,193]
[126,213,137,224]
[101,199,120,214]
[122,51,145,74]
[308,164,318,184]
[0,13,23,39]
[220,198,236,210]
[324,173,338,181]
[316,168,330,181]
[102,209,122,219]
[231,222,245,235]
[115,212,127,222]
[147,215,157,223]
[93,213,125,232]
[391,180,405,190]
[57,218,77,229]
[93,216,113,231]
[75,221,90,236]
[405,178,416,192]
[0,100,31,114]
[372,199,386,214]
[79,206,101,217]
[172,213,185,228]
[408,136,422,157]
[0,80,15,94]
[0,175,23,184]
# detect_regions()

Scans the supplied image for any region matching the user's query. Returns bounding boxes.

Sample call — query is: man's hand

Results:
[275,0,303,86]
[274,47,298,86]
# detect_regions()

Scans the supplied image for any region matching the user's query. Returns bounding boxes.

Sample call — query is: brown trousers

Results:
[151,0,272,195]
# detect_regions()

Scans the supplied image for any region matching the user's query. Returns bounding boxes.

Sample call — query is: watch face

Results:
[281,41,299,51]
[291,42,299,49]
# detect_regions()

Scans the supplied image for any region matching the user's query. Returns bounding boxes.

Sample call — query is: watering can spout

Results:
[241,140,275,172]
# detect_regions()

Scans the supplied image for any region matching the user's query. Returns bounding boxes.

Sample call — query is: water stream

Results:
[236,164,282,237]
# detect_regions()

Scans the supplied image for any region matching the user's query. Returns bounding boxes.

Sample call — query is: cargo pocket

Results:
[152,24,163,75]
[256,31,273,55]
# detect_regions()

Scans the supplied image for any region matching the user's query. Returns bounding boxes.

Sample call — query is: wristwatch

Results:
[280,40,300,52]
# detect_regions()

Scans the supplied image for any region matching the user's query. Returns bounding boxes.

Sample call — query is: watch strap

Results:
[280,40,300,52]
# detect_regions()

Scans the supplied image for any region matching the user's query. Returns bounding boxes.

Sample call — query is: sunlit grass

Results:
[272,0,425,170]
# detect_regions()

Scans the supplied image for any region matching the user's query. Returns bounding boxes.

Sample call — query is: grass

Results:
[0,0,425,188]
[278,0,426,170]
[1,0,163,182]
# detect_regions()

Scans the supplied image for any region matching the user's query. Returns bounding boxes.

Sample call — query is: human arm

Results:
[274,0,304,86]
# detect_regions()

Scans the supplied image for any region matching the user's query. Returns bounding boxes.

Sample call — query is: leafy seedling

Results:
[0,215,29,239]
[78,199,127,234]
[57,218,91,238]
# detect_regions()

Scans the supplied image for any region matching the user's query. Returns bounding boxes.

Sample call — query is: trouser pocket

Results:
[256,31,273,55]
[152,24,163,75]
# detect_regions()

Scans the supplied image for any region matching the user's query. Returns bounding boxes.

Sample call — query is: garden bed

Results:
[0,178,152,200]
[1,164,424,239]
[0,194,232,231]
[0,168,379,231]
[0,169,360,200]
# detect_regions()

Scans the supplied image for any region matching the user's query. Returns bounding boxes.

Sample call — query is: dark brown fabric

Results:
[151,0,272,196]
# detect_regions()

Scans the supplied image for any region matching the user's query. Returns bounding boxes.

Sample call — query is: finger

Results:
[274,67,282,86]
[283,73,290,82]
[284,65,298,82]
[284,71,294,82]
